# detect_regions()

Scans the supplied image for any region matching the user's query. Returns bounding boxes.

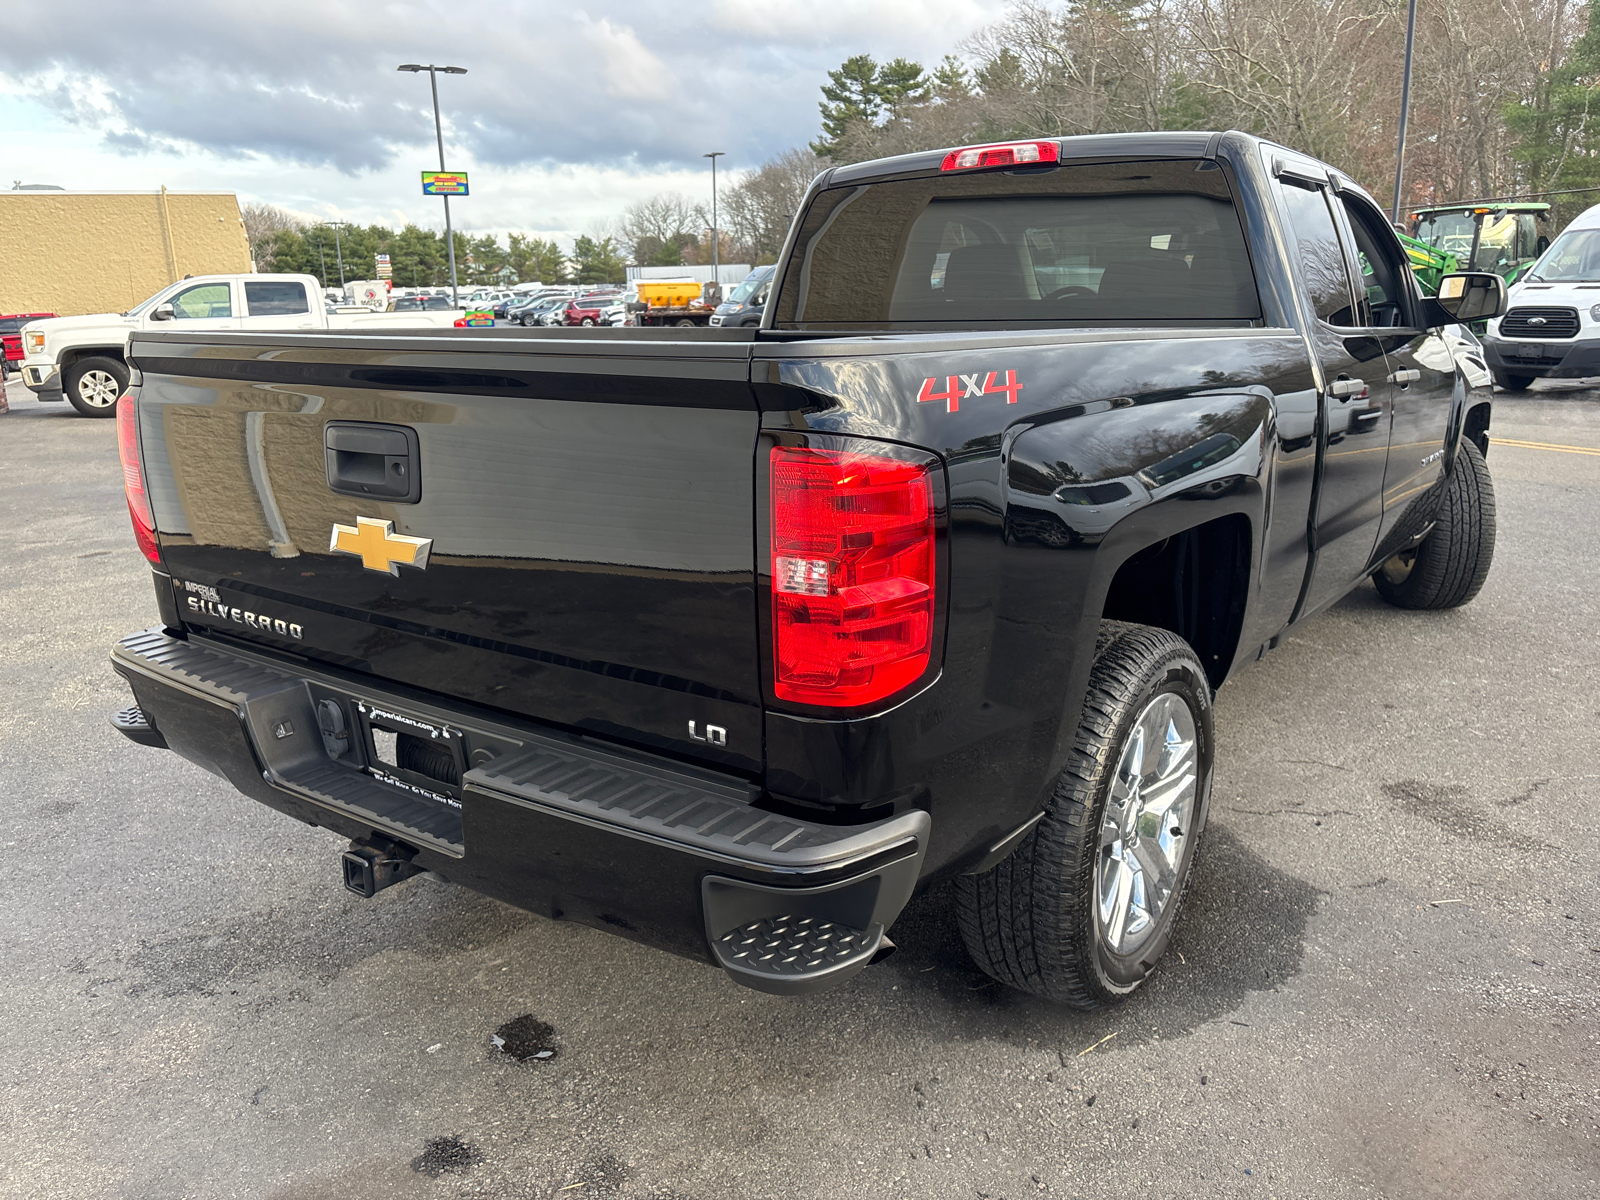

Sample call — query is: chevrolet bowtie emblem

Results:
[329,517,432,575]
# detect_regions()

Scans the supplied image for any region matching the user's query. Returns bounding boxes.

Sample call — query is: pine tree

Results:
[813,54,884,156]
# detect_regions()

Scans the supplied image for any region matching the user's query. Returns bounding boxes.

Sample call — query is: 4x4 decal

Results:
[917,369,1023,413]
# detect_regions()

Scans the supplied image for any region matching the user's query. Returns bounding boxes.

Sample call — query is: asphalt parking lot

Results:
[2,375,1596,1200]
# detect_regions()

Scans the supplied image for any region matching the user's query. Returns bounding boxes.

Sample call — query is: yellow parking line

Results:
[1491,437,1600,458]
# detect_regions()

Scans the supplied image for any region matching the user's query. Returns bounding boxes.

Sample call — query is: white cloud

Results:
[583,18,670,103]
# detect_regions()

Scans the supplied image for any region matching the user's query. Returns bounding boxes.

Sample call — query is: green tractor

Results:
[1402,201,1551,293]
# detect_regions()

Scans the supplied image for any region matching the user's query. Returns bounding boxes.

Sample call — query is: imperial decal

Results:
[329,516,433,575]
[917,369,1023,413]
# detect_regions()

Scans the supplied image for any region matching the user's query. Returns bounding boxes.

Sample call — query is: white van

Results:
[1484,202,1600,390]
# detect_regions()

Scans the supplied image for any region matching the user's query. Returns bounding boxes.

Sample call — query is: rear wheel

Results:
[674,318,695,327]
[580,317,596,327]
[64,355,128,417]
[1374,440,1495,610]
[955,622,1213,1007]
[1491,369,1533,392]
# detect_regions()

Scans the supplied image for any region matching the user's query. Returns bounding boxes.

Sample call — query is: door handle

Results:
[1328,377,1368,400]
[324,422,421,503]
[1388,369,1421,384]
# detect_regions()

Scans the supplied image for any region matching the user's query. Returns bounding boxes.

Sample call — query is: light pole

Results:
[328,220,348,288]
[1390,0,1419,223]
[398,63,467,308]
[704,151,725,287]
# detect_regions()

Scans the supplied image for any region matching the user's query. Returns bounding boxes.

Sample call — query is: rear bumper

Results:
[1483,336,1600,379]
[110,628,929,995]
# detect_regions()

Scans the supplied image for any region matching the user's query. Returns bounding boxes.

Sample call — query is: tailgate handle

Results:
[324,422,421,503]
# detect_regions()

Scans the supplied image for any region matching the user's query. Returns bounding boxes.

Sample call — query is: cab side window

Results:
[169,283,232,319]
[1338,195,1412,328]
[244,281,309,316]
[1276,181,1356,326]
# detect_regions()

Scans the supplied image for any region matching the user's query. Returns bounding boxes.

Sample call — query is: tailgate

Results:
[129,330,763,774]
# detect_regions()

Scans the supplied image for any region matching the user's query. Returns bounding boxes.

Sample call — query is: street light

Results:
[1389,0,1419,223]
[398,63,468,308]
[327,220,349,288]
[704,151,725,289]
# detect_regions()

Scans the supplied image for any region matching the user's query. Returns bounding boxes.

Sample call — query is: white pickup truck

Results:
[18,273,463,417]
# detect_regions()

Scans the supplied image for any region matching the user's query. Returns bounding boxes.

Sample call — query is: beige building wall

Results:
[0,189,251,317]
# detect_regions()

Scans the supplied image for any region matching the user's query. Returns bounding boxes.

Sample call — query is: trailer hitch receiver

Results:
[341,835,423,898]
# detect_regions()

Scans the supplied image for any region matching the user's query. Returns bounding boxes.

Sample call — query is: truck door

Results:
[154,280,242,335]
[241,278,318,331]
[1271,165,1394,617]
[1330,190,1458,556]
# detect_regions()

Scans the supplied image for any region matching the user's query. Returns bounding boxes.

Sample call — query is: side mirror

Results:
[149,303,175,321]
[1536,235,1550,255]
[1431,272,1506,323]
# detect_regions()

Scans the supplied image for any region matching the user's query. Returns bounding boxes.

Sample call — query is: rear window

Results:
[244,281,310,316]
[773,159,1260,330]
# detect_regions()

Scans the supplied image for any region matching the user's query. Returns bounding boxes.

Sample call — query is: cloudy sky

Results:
[0,0,1011,246]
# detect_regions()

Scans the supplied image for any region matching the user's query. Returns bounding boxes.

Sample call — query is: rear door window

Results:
[773,159,1260,330]
[244,281,310,315]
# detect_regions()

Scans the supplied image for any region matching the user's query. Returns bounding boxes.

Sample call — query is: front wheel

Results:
[1374,440,1495,610]
[1492,369,1533,392]
[64,355,128,417]
[955,622,1213,1008]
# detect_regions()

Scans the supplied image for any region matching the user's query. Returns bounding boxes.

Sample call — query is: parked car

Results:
[390,295,460,312]
[709,266,775,328]
[561,298,607,326]
[18,274,463,417]
[111,131,1502,1007]
[515,297,568,326]
[1,312,56,376]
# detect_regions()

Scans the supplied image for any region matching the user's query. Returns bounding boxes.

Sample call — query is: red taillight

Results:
[116,392,161,564]
[940,140,1060,172]
[770,446,937,708]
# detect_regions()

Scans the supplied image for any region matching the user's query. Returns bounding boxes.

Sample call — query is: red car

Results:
[1,313,56,374]
[561,298,606,326]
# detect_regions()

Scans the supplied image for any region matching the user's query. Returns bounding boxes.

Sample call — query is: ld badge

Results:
[330,516,432,575]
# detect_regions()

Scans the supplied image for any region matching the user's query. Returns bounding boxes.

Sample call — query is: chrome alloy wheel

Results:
[1095,692,1198,955]
[77,369,121,409]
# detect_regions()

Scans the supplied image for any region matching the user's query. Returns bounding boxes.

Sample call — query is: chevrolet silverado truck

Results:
[108,132,1503,1006]
[19,273,463,417]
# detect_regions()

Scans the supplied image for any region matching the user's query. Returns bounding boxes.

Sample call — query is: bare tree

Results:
[618,193,705,266]
[721,149,828,263]
[240,202,306,270]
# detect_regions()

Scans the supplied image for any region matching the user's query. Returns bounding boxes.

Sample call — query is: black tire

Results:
[64,355,128,417]
[955,622,1214,1008]
[1373,439,1495,610]
[1491,369,1533,392]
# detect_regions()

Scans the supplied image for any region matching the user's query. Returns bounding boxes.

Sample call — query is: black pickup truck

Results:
[109,131,1504,1008]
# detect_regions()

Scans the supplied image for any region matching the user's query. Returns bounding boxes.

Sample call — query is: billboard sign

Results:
[374,253,391,279]
[422,171,469,196]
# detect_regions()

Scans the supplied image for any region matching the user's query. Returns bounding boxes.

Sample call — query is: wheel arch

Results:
[1462,399,1491,459]
[1098,511,1255,691]
[59,345,127,374]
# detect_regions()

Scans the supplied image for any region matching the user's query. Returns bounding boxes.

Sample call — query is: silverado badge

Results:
[330,517,432,575]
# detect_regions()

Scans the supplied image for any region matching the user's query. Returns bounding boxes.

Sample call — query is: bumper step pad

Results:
[716,915,874,976]
[111,703,168,749]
